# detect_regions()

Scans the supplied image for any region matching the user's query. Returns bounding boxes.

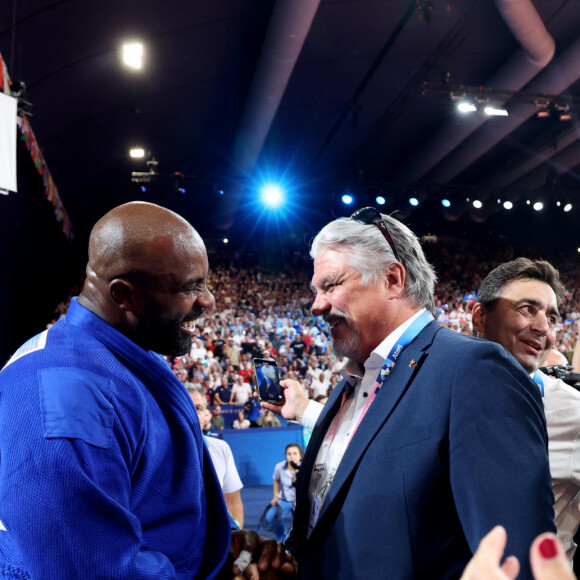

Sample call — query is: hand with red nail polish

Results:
[460,526,520,579]
[461,527,576,580]
[529,532,575,580]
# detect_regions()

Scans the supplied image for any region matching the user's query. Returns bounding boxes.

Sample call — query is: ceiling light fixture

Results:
[503,201,513,210]
[130,148,145,158]
[484,106,508,116]
[123,43,144,69]
[457,101,476,113]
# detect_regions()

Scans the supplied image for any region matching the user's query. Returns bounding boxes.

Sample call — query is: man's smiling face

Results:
[473,278,559,374]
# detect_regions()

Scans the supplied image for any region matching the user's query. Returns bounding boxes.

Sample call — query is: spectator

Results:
[214,375,233,405]
[232,410,250,430]
[256,409,282,428]
[189,388,244,528]
[231,374,253,406]
[211,405,225,430]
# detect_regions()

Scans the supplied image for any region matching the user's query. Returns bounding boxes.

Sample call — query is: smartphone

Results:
[253,358,285,405]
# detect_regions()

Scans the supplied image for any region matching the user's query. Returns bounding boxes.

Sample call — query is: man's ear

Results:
[385,261,406,297]
[109,278,144,313]
[471,302,487,336]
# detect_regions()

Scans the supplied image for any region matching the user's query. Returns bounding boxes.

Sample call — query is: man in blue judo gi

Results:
[0,201,233,578]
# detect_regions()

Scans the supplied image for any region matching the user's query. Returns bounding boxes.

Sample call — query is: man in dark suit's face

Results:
[310,247,402,365]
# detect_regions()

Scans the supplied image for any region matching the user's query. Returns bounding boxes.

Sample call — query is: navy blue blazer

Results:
[290,321,555,579]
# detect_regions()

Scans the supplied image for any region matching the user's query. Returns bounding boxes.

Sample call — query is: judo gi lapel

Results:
[311,321,441,532]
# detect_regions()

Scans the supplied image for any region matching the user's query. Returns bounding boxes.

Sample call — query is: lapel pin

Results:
[409,359,417,368]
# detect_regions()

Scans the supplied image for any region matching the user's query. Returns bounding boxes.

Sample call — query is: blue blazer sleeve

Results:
[447,337,555,579]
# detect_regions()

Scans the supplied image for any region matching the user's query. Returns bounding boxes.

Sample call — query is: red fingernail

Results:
[539,538,558,559]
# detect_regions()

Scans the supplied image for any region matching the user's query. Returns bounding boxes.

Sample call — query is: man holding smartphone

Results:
[262,208,555,579]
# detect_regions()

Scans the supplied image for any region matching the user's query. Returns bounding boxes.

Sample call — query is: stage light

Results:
[342,194,353,205]
[140,186,146,192]
[376,196,386,205]
[260,183,284,208]
[484,106,508,116]
[503,201,513,210]
[564,203,573,212]
[473,200,482,209]
[457,101,476,113]
[409,197,419,207]
[123,43,143,69]
[533,202,543,211]
[130,148,145,158]
[441,199,451,208]
[223,238,229,245]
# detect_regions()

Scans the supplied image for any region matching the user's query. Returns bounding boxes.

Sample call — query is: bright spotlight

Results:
[533,202,543,211]
[409,197,419,207]
[342,194,353,205]
[223,238,229,245]
[457,101,476,113]
[260,184,284,207]
[123,43,143,69]
[503,201,513,210]
[473,200,482,209]
[376,196,386,205]
[484,106,508,117]
[441,199,451,208]
[564,203,573,212]
[130,148,145,159]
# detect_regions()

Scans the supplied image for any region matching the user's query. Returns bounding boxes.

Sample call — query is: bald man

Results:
[0,202,231,578]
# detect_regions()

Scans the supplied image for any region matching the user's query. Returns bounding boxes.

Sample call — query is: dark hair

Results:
[285,443,304,459]
[477,258,565,311]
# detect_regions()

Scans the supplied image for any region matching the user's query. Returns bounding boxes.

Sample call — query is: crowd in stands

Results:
[47,234,580,424]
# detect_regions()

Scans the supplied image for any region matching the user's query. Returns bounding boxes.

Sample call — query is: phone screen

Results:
[253,358,285,405]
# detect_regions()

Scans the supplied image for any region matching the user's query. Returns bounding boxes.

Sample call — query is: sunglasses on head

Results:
[350,207,400,262]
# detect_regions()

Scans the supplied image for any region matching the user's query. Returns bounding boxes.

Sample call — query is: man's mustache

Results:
[323,310,347,327]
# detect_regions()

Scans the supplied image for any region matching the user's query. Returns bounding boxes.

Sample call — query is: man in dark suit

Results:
[263,208,555,579]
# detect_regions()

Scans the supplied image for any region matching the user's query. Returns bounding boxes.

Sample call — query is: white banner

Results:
[0,91,17,193]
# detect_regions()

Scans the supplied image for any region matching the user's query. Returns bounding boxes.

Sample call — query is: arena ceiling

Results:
[2,0,580,253]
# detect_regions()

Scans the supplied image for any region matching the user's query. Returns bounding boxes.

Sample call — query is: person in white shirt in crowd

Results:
[232,410,250,430]
[189,388,244,528]
[189,337,207,361]
[231,374,253,406]
[309,371,330,400]
[471,258,580,562]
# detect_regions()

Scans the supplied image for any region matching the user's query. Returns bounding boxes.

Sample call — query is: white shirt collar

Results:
[340,308,426,383]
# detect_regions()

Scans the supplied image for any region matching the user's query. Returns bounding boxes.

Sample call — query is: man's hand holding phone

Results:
[259,379,310,423]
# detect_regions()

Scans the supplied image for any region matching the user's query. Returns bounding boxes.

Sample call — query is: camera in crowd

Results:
[540,365,580,390]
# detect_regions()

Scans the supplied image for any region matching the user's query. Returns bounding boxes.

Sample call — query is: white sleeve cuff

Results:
[301,401,324,430]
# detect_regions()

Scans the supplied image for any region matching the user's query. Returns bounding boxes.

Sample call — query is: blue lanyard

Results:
[533,371,544,397]
[375,310,435,388]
